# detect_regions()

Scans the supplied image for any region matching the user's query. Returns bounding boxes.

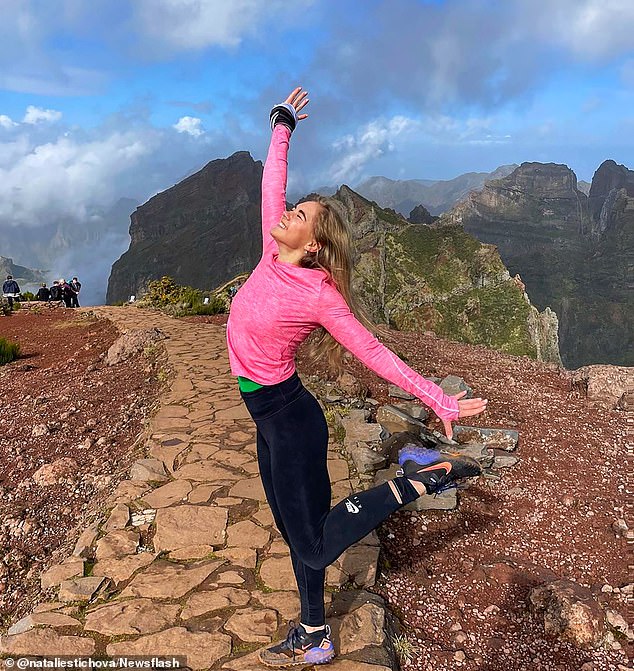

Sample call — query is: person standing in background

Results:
[36,283,51,301]
[70,277,81,307]
[2,275,20,309]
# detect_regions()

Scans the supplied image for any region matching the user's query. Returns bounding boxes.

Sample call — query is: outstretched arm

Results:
[317,283,487,437]
[261,87,309,256]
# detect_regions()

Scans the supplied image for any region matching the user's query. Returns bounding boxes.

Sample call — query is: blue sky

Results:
[1,0,634,234]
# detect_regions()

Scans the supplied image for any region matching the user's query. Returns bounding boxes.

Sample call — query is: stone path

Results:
[0,307,395,671]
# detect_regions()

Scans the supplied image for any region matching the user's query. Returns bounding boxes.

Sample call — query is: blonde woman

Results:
[226,87,487,667]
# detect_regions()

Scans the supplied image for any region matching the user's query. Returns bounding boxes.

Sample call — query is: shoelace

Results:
[283,621,303,660]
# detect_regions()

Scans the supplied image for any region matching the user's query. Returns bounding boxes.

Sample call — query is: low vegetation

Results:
[138,276,228,317]
[0,337,20,365]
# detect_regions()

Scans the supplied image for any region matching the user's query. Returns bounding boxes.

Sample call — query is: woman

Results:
[226,87,488,667]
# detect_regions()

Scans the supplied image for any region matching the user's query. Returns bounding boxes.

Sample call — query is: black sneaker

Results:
[259,622,335,667]
[397,445,482,495]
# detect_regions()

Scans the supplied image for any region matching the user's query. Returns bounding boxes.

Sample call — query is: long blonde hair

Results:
[299,195,377,373]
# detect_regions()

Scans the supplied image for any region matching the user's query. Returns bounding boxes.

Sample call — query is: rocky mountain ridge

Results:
[0,256,45,287]
[108,153,560,363]
[444,159,633,368]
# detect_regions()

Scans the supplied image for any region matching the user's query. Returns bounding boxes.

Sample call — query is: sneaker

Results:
[397,445,482,495]
[259,623,335,667]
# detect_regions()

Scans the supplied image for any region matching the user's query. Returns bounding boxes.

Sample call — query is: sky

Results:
[1,0,634,297]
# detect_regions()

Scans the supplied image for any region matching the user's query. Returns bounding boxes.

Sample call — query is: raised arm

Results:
[317,282,487,434]
[261,87,309,257]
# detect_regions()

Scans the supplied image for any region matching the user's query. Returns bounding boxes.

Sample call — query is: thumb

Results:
[453,390,467,400]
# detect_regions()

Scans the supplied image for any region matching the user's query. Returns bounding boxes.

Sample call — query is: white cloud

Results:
[0,115,18,129]
[330,116,419,183]
[134,0,314,50]
[173,116,204,137]
[22,105,62,124]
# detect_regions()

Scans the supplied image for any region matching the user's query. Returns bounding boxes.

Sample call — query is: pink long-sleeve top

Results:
[226,125,459,421]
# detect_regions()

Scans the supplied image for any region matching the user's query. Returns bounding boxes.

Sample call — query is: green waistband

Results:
[237,376,264,392]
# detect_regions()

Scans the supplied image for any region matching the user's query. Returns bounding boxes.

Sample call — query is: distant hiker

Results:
[70,277,81,308]
[36,283,51,301]
[49,280,62,304]
[226,86,488,667]
[2,275,20,309]
[60,279,74,308]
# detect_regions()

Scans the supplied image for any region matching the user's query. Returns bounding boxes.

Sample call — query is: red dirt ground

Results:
[0,307,162,627]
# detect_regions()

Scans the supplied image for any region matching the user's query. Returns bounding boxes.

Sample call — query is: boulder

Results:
[571,364,634,409]
[105,327,166,366]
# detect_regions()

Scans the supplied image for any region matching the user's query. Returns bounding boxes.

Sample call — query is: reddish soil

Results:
[187,314,632,670]
[0,307,162,627]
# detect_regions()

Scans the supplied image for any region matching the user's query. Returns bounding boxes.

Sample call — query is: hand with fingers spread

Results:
[441,390,488,440]
[270,86,310,132]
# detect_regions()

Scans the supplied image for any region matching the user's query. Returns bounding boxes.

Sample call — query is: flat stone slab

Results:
[181,587,250,619]
[216,547,257,569]
[95,529,140,560]
[106,627,231,671]
[92,552,157,586]
[58,576,108,603]
[337,603,386,654]
[168,545,214,560]
[453,425,519,451]
[225,608,277,643]
[41,557,85,589]
[141,479,193,508]
[226,520,270,549]
[173,462,239,482]
[120,559,224,599]
[0,629,96,656]
[84,598,181,636]
[8,612,82,635]
[130,458,169,482]
[104,503,130,531]
[260,556,296,591]
[255,591,301,621]
[228,477,267,502]
[153,505,228,551]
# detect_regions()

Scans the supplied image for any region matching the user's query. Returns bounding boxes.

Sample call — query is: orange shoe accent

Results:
[418,461,453,476]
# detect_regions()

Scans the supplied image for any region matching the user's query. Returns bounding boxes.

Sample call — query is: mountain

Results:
[0,257,45,289]
[355,165,519,216]
[107,153,560,363]
[0,198,138,305]
[577,180,591,195]
[443,160,634,368]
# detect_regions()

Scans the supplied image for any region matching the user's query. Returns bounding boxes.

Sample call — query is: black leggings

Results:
[240,372,418,626]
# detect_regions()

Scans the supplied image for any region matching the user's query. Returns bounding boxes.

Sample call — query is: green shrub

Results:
[139,276,229,316]
[0,337,20,365]
[20,291,36,301]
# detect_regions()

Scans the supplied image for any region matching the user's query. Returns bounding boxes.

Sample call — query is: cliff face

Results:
[107,152,263,303]
[107,156,560,363]
[331,186,560,363]
[444,160,634,368]
[0,256,45,286]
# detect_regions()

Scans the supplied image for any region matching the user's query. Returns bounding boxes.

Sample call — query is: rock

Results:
[254,591,301,622]
[181,587,250,619]
[73,526,99,558]
[58,576,109,603]
[260,556,296,591]
[378,431,437,463]
[450,443,494,468]
[119,559,224,599]
[129,458,169,482]
[388,384,415,400]
[334,545,380,587]
[216,547,257,569]
[153,505,228,551]
[0,629,96,656]
[337,603,386,654]
[453,425,519,451]
[8,612,82,635]
[228,476,267,501]
[375,404,426,436]
[168,545,214,560]
[529,579,606,648]
[84,598,180,636]
[493,453,519,468]
[105,327,166,366]
[218,571,244,584]
[347,443,386,474]
[225,608,278,643]
[104,503,130,531]
[32,458,78,486]
[605,610,632,639]
[341,416,384,445]
[141,479,192,508]
[41,557,85,589]
[92,553,156,586]
[226,520,270,549]
[32,423,50,437]
[571,364,634,409]
[106,627,231,671]
[335,371,366,397]
[95,529,140,560]
[439,375,472,397]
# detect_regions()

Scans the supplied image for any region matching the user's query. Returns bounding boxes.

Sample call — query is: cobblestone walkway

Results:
[0,307,394,671]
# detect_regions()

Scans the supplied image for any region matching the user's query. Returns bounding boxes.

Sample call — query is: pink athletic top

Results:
[226,125,459,421]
